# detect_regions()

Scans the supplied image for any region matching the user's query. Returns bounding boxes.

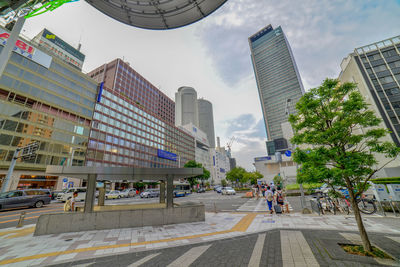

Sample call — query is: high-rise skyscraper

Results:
[198,98,216,148]
[340,35,400,146]
[175,86,199,127]
[248,25,304,154]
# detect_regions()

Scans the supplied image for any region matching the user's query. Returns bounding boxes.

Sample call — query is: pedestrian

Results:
[261,184,265,197]
[275,186,289,213]
[252,184,257,198]
[265,186,274,214]
[271,182,276,194]
[64,191,78,212]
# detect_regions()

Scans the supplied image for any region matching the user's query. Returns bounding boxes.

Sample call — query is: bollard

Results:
[16,211,25,228]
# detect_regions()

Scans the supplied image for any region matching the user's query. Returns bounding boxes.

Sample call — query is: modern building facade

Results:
[180,123,212,177]
[89,59,175,124]
[175,86,199,127]
[249,25,304,153]
[87,60,195,186]
[0,26,98,190]
[253,155,296,184]
[198,98,216,148]
[339,35,400,177]
[31,28,85,71]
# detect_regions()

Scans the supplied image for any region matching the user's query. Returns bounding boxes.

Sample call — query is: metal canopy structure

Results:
[46,165,202,212]
[85,0,228,30]
[46,166,202,180]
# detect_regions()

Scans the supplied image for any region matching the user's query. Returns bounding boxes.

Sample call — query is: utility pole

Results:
[286,98,310,213]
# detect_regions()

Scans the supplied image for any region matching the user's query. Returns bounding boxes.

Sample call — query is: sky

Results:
[15,0,400,170]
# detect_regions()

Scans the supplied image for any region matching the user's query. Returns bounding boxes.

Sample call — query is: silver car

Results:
[0,189,51,210]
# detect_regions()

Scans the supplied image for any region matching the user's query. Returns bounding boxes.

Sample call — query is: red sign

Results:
[0,32,35,59]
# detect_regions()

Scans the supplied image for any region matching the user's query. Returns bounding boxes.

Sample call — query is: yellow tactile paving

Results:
[0,213,259,265]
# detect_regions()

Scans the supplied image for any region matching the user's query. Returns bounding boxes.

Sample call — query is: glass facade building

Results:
[345,36,400,145]
[249,25,304,144]
[0,28,97,190]
[87,87,195,168]
[87,59,195,170]
[89,59,175,124]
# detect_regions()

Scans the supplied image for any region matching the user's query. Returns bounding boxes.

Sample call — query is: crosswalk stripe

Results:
[128,253,160,267]
[280,230,319,267]
[237,199,293,212]
[248,233,266,267]
[166,245,211,267]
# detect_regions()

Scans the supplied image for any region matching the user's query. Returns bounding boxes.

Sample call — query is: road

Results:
[0,191,248,229]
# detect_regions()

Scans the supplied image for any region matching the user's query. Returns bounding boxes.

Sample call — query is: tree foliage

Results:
[273,175,283,187]
[226,167,246,185]
[221,179,227,187]
[183,160,211,187]
[289,78,400,251]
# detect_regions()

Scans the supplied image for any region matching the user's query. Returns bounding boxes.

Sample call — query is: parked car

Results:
[214,186,222,191]
[197,187,206,193]
[221,187,236,195]
[120,188,136,198]
[174,190,186,197]
[57,187,86,202]
[0,189,51,210]
[51,190,66,200]
[105,190,122,199]
[216,187,223,193]
[140,189,159,198]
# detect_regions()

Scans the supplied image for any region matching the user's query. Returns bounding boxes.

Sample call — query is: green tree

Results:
[221,179,227,187]
[273,175,283,187]
[183,160,211,187]
[289,79,400,252]
[226,167,247,186]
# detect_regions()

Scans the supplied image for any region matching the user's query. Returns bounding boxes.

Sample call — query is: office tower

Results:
[248,25,304,154]
[340,35,400,147]
[0,26,97,191]
[198,98,216,148]
[88,60,195,190]
[89,59,175,124]
[175,86,199,127]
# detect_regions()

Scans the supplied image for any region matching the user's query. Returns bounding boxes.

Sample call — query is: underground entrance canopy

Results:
[85,0,228,30]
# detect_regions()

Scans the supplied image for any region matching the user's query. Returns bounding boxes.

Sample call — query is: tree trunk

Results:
[346,180,373,252]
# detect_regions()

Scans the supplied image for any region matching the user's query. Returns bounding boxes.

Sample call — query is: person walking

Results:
[275,186,289,213]
[265,186,274,214]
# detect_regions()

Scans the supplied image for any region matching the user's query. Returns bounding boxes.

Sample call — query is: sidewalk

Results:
[0,212,399,266]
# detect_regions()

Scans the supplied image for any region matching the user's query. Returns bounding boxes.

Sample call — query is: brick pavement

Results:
[0,212,399,266]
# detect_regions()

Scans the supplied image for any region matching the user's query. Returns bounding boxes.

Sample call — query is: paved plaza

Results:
[0,207,399,266]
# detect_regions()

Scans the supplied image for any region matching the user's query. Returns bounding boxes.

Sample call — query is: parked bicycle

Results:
[329,188,377,215]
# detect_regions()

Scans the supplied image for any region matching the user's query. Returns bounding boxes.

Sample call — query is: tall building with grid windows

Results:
[340,36,400,147]
[89,59,175,124]
[87,60,195,185]
[0,26,97,191]
[248,25,304,154]
[339,36,400,177]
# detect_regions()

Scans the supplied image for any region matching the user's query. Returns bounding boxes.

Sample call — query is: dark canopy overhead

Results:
[46,165,203,181]
[85,0,227,30]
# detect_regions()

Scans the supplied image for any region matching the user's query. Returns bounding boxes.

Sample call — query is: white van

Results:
[57,187,86,202]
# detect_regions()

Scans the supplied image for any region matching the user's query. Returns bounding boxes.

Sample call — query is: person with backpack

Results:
[265,186,274,214]
[63,191,78,212]
[275,186,289,213]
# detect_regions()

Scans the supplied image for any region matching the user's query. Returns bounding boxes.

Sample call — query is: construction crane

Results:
[226,136,236,158]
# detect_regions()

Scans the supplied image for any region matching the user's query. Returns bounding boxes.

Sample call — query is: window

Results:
[374,65,387,72]
[368,54,382,61]
[380,76,394,84]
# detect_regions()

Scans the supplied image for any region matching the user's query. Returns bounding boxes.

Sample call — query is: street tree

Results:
[289,79,400,252]
[183,160,211,187]
[273,174,283,187]
[221,179,227,187]
[226,167,247,186]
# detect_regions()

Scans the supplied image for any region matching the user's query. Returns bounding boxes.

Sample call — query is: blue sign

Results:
[285,150,292,157]
[157,149,177,161]
[67,182,74,188]
[63,178,68,182]
[254,156,271,162]
[213,156,215,166]
[220,168,225,173]
[97,82,104,103]
[193,127,197,132]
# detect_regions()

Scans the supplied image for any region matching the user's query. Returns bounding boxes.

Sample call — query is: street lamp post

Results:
[286,99,309,213]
